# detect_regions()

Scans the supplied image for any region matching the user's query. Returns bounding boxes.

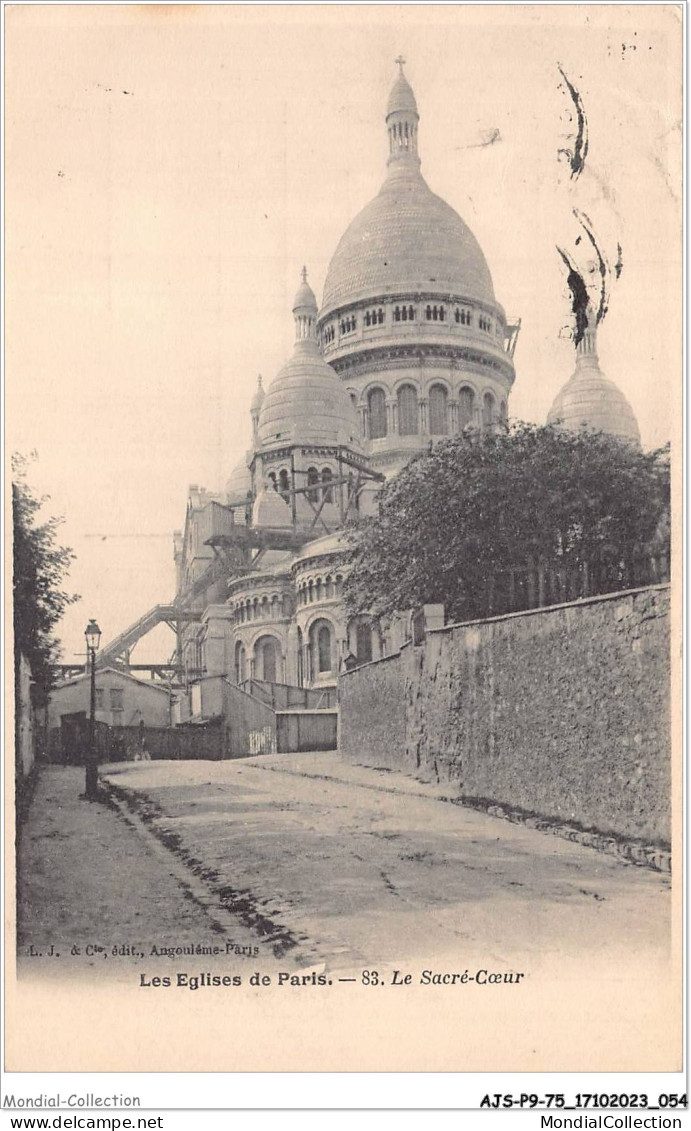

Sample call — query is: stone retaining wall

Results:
[339,585,671,845]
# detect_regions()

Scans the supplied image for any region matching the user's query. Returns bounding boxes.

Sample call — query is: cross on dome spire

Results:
[301,265,308,283]
[395,54,406,74]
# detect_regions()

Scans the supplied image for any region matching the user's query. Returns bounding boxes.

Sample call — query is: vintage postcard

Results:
[4,2,683,1085]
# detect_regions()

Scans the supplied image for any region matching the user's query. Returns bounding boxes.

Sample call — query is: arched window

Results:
[278,469,290,500]
[459,387,475,429]
[315,578,323,602]
[268,472,278,491]
[261,596,269,618]
[252,597,259,619]
[500,399,508,424]
[368,388,387,439]
[306,466,319,503]
[308,579,314,603]
[483,392,495,430]
[271,595,280,618]
[256,637,278,684]
[307,619,334,678]
[428,384,449,435]
[325,575,333,599]
[355,622,373,665]
[317,625,332,673]
[297,628,304,687]
[397,385,419,435]
[321,467,333,503]
[235,642,247,685]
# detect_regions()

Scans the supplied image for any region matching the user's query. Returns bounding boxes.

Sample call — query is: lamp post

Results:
[84,619,101,800]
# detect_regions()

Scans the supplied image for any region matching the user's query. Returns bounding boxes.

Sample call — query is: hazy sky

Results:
[7,4,681,664]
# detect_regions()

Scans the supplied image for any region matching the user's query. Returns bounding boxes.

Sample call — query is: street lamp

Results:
[83,619,101,800]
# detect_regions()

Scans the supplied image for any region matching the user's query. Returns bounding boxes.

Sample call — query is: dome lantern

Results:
[386,56,420,169]
[292,266,318,344]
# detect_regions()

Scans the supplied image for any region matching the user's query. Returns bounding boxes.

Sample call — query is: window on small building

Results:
[95,689,105,710]
[110,688,124,710]
[397,384,419,435]
[368,388,387,439]
[428,384,449,435]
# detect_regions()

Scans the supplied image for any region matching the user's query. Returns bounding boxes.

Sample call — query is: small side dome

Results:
[252,480,293,528]
[547,326,641,446]
[224,455,252,504]
[258,269,363,451]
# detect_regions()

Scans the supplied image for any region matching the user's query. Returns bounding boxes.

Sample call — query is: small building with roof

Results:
[48,666,172,731]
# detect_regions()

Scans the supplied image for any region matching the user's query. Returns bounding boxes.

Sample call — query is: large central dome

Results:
[321,64,495,318]
[322,171,495,316]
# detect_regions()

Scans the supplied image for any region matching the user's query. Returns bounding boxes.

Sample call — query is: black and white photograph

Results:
[5,1,683,1091]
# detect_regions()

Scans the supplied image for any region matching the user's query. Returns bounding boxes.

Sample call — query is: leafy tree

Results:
[12,453,79,705]
[343,423,670,624]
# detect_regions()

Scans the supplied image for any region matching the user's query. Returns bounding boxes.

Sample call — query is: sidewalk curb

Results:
[104,776,316,961]
[249,759,671,875]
